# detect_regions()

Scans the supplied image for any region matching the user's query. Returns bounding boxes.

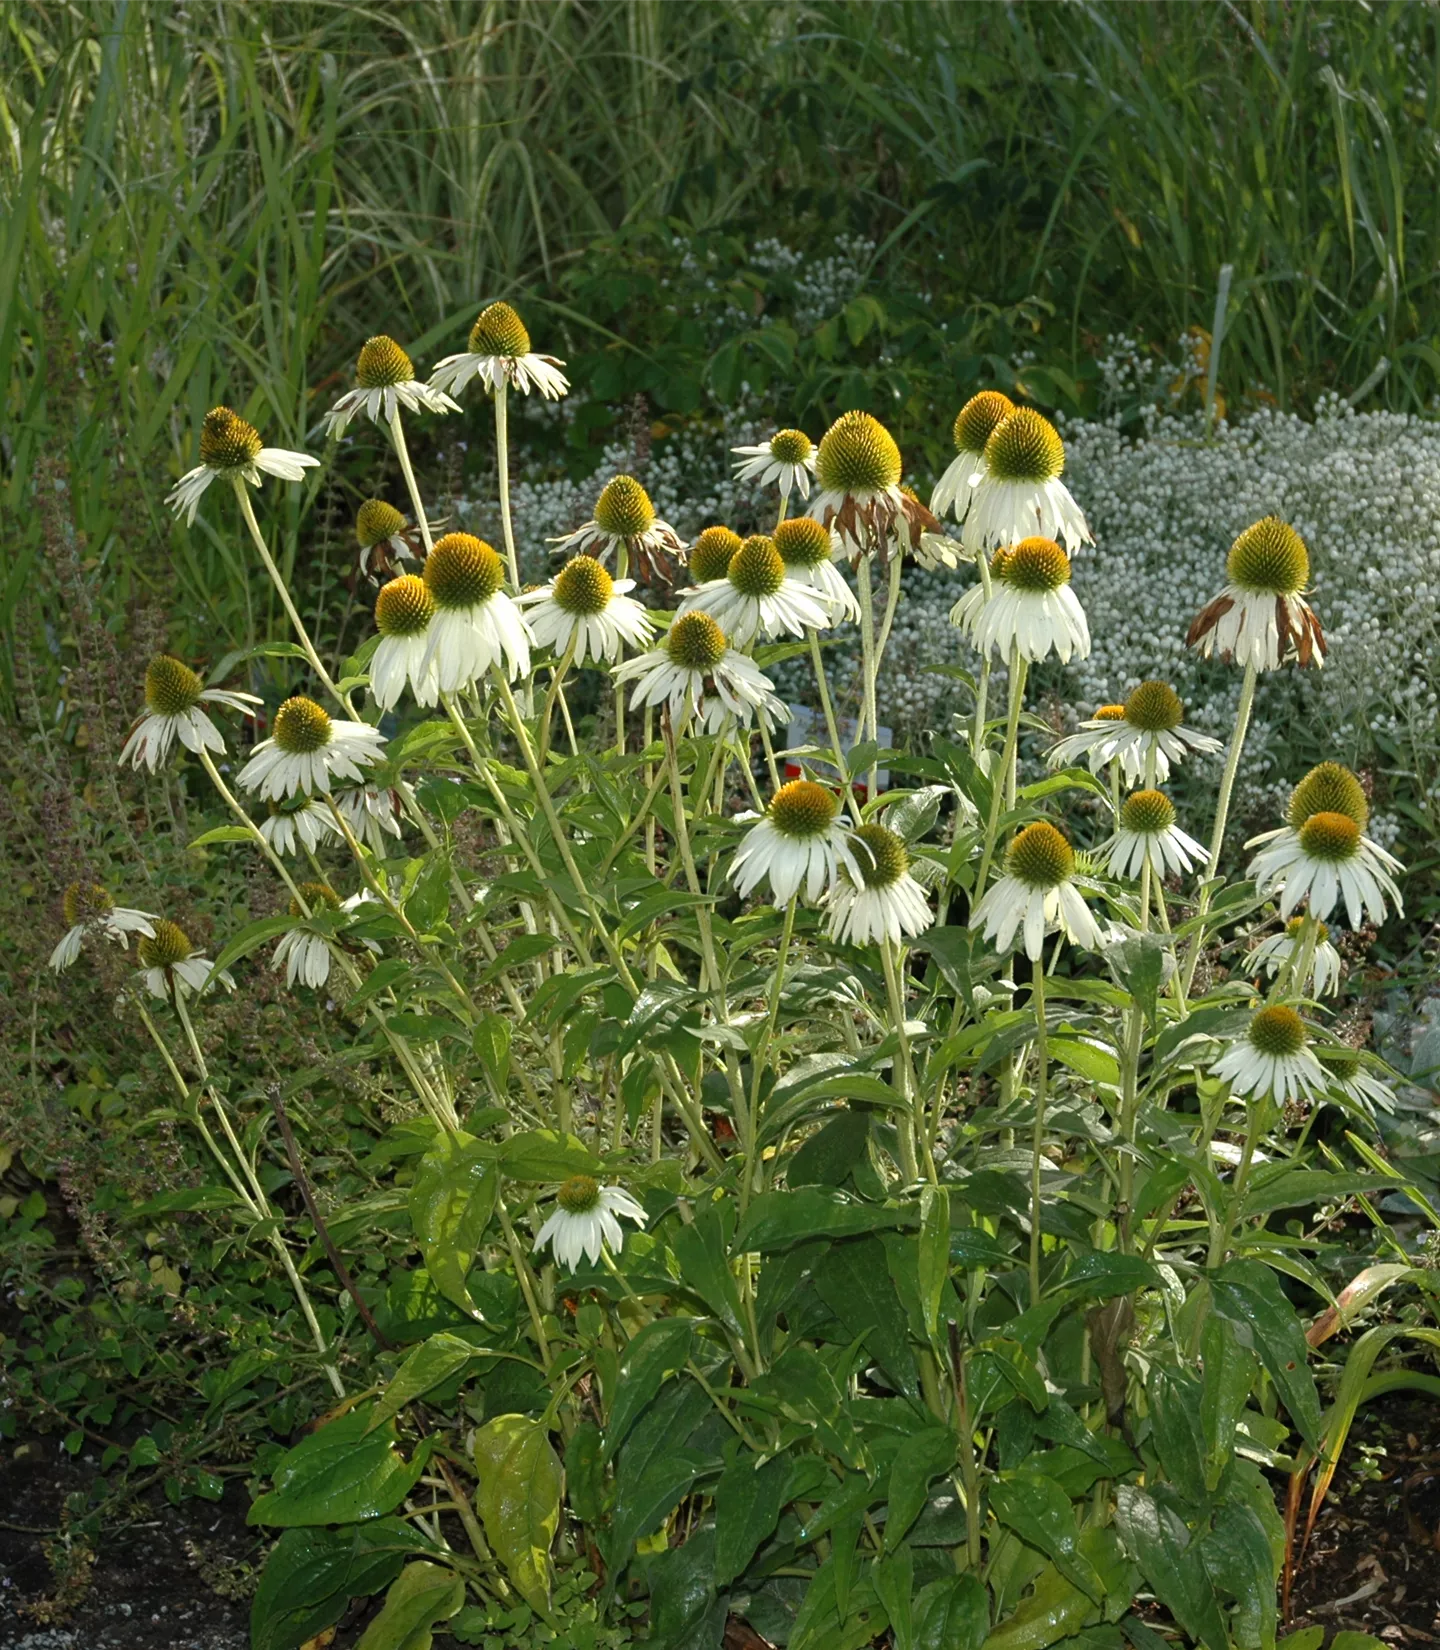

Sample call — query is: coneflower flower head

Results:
[119,654,261,771]
[680,533,833,642]
[963,535,1091,664]
[49,883,157,972]
[811,411,934,563]
[973,820,1102,959]
[324,335,459,436]
[370,573,438,710]
[963,407,1092,554]
[1286,761,1368,830]
[824,821,934,947]
[774,514,858,620]
[429,302,568,401]
[1187,516,1325,670]
[688,526,742,584]
[1246,758,1401,927]
[166,406,318,524]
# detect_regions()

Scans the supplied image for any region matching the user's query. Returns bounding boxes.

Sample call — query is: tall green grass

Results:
[3,0,1437,703]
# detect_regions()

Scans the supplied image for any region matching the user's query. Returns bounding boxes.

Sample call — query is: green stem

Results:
[882,939,930,1184]
[234,483,354,715]
[856,554,880,798]
[388,408,435,556]
[492,382,518,588]
[1028,961,1049,1307]
[974,644,1027,894]
[808,631,856,819]
[1182,660,1258,996]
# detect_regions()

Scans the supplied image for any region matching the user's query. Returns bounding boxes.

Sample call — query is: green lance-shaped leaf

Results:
[247,1410,431,1527]
[714,1451,792,1586]
[408,1131,498,1317]
[1114,1485,1229,1650]
[603,1318,693,1460]
[472,1414,563,1614]
[1210,1259,1323,1447]
[989,1470,1106,1603]
[354,1560,466,1650]
[366,1333,479,1434]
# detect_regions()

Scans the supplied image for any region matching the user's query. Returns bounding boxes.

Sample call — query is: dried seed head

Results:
[594,475,655,539]
[468,301,531,358]
[816,411,902,495]
[356,499,405,549]
[425,533,505,609]
[356,335,414,389]
[953,391,1015,456]
[553,556,614,616]
[1007,820,1075,887]
[199,406,262,471]
[768,780,839,838]
[984,408,1065,483]
[375,574,434,637]
[689,527,742,584]
[666,612,728,672]
[144,655,204,717]
[273,696,333,755]
[1226,516,1309,595]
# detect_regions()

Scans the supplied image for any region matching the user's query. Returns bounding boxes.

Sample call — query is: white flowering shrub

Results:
[59,301,1440,1650]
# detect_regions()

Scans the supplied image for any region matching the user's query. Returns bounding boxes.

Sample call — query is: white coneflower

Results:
[1211,1004,1326,1104]
[731,780,860,905]
[931,391,1015,523]
[370,574,439,711]
[973,821,1103,961]
[271,883,341,990]
[686,526,741,585]
[612,611,787,735]
[119,655,261,773]
[49,883,156,972]
[1186,517,1325,670]
[824,822,934,947]
[809,411,937,563]
[533,1175,646,1269]
[773,517,859,621]
[323,335,459,438]
[962,407,1092,555]
[237,696,386,802]
[429,301,569,401]
[1250,916,1342,999]
[166,406,318,526]
[516,555,654,665]
[963,536,1090,664]
[355,499,426,582]
[421,533,532,691]
[337,785,403,857]
[137,918,235,1002]
[1046,680,1223,785]
[731,428,817,502]
[1103,788,1206,880]
[1247,812,1403,928]
[259,796,342,858]
[947,544,1014,642]
[1247,762,1402,926]
[548,475,685,585]
[681,533,833,643]
[1316,1046,1395,1116]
